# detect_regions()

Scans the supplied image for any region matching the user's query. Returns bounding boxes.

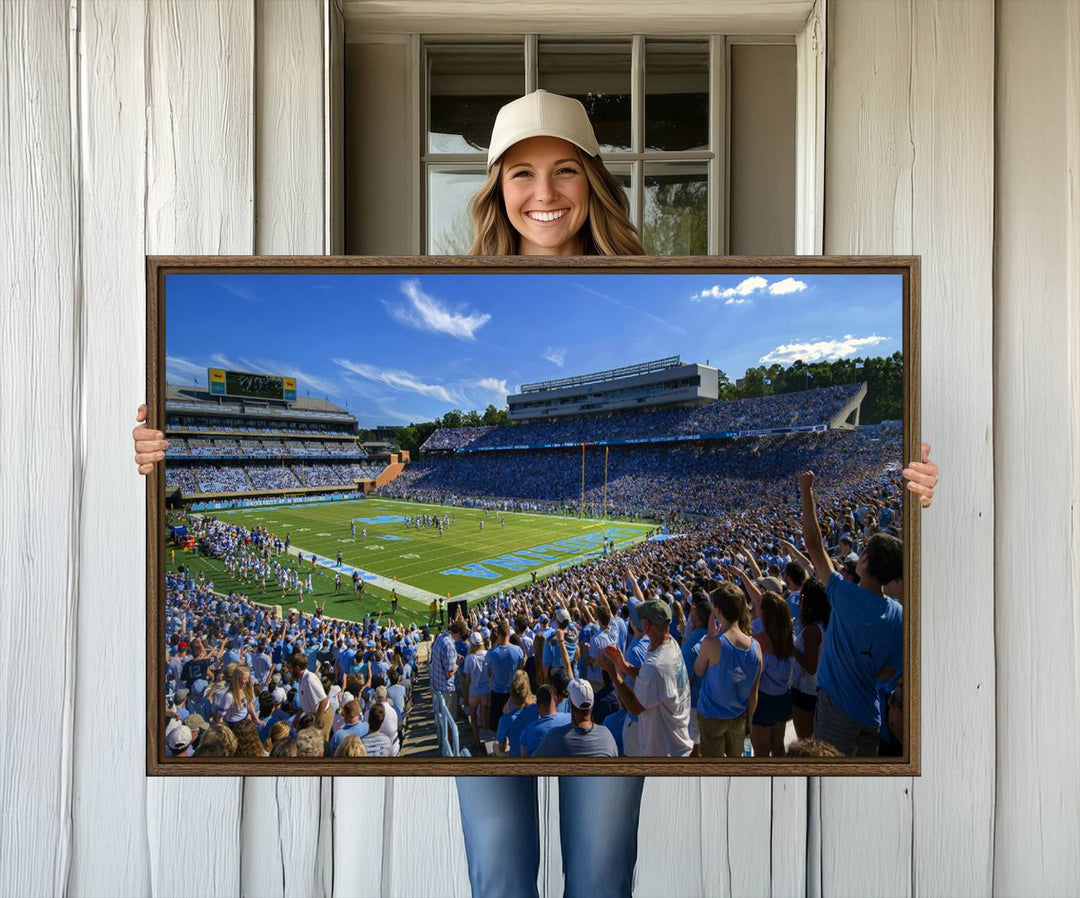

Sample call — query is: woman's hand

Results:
[902,442,938,508]
[133,403,169,474]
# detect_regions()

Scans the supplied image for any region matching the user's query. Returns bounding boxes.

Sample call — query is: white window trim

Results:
[795,0,826,254]
[410,6,826,256]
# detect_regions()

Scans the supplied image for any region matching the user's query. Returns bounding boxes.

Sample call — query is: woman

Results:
[453,90,645,898]
[790,577,830,739]
[494,668,536,757]
[214,663,260,730]
[694,581,762,758]
[132,89,939,898]
[749,591,794,757]
[232,718,269,758]
[461,631,492,746]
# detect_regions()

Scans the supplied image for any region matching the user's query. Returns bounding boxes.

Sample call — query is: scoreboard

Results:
[208,368,297,402]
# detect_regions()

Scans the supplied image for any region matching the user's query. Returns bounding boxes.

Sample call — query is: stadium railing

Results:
[433,690,470,758]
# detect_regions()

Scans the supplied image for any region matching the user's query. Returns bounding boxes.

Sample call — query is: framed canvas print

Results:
[146,256,920,776]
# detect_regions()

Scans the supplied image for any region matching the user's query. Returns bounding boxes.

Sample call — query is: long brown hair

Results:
[468,151,645,256]
[759,591,794,660]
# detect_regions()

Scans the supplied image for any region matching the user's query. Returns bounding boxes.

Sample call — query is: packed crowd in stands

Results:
[424,455,905,761]
[165,433,905,763]
[420,384,862,453]
[382,429,896,519]
[166,414,356,438]
[163,381,908,763]
[193,466,252,493]
[163,518,422,760]
[167,437,366,460]
[245,466,302,491]
[166,461,385,494]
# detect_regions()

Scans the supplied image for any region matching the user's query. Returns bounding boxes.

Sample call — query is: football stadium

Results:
[163,349,905,759]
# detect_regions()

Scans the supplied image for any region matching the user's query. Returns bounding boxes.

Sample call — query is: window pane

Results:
[645,40,709,152]
[428,167,487,254]
[428,44,524,154]
[604,163,635,224]
[643,163,707,255]
[538,41,631,153]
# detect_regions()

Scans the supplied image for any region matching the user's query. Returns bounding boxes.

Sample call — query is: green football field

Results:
[168,497,657,626]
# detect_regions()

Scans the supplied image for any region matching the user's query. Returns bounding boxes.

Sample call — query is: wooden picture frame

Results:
[147,255,920,777]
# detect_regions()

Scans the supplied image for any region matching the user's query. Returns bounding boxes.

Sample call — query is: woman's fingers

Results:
[133,402,168,474]
[904,479,934,508]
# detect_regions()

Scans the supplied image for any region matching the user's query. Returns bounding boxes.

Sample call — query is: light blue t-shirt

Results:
[787,590,802,637]
[680,627,708,709]
[542,627,578,670]
[486,643,524,692]
[328,720,370,755]
[463,651,492,697]
[519,711,572,757]
[502,704,539,758]
[817,572,903,728]
[623,635,650,722]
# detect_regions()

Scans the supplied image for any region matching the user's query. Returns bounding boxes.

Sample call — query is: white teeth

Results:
[527,210,567,222]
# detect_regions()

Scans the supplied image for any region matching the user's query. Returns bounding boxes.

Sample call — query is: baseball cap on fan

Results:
[486,90,601,169]
[568,679,594,711]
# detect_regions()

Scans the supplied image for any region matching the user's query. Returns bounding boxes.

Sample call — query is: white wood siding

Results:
[824,3,996,896]
[0,2,1076,897]
[994,1,1080,895]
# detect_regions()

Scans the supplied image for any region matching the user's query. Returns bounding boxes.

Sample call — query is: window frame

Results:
[412,2,825,257]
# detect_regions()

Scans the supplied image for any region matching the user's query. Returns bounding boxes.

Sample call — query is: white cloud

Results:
[543,347,566,367]
[388,279,491,341]
[692,276,807,303]
[768,277,808,295]
[165,355,207,386]
[473,377,509,396]
[208,353,244,371]
[759,334,889,365]
[692,276,768,302]
[212,278,258,303]
[371,400,435,424]
[577,284,688,335]
[235,357,274,374]
[333,358,460,404]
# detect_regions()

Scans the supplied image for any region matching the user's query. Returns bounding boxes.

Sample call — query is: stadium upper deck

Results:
[508,356,720,421]
[421,383,866,453]
[163,384,391,500]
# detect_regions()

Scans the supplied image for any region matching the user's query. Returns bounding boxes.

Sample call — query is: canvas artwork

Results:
[147,256,920,776]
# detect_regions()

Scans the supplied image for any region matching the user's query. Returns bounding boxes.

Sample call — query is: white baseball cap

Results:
[486,90,600,169]
[568,679,594,710]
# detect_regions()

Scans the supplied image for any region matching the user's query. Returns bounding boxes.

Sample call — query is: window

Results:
[422,35,792,256]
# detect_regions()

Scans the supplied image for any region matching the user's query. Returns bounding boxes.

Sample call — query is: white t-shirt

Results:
[632,637,693,757]
[297,669,327,715]
[378,700,399,739]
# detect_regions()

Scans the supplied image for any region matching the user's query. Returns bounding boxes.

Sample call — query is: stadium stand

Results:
[162,373,910,762]
[418,384,863,454]
[164,383,388,499]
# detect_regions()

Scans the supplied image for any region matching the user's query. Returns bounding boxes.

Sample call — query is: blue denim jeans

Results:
[455,776,645,898]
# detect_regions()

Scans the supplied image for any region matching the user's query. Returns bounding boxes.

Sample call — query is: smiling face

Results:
[499,136,591,255]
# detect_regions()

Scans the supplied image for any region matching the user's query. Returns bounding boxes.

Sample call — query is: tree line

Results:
[721,351,903,424]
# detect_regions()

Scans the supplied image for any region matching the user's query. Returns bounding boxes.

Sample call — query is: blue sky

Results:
[165,271,902,427]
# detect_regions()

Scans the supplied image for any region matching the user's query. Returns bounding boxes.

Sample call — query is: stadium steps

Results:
[398,641,484,757]
[374,459,405,489]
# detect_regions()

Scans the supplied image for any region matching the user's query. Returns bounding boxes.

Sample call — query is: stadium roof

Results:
[519,356,682,394]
